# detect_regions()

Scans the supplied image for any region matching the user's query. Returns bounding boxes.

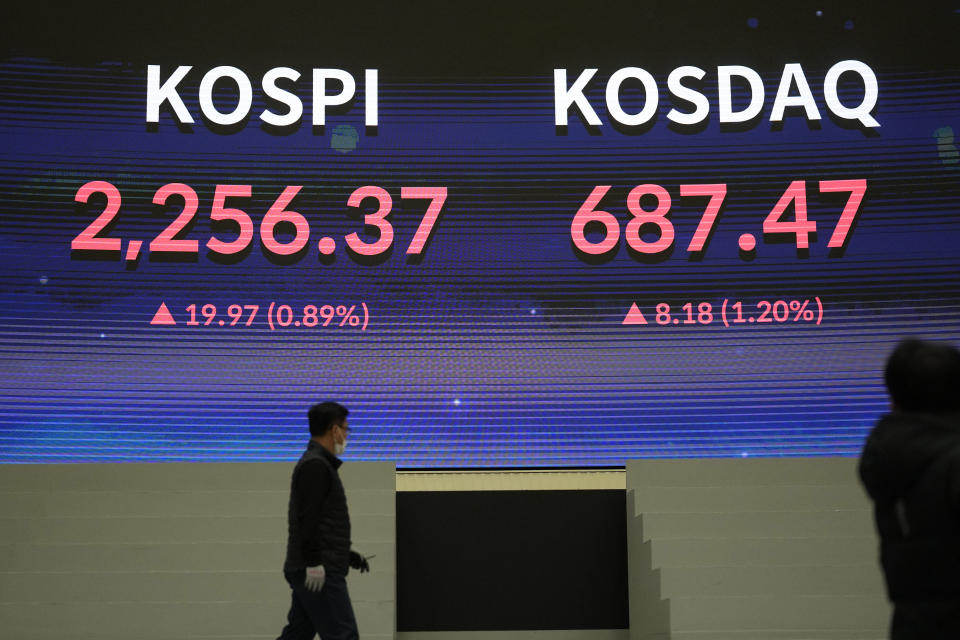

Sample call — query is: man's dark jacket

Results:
[284,441,351,576]
[859,411,960,635]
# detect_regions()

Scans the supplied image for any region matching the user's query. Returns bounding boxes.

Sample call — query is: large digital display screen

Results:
[2,3,958,466]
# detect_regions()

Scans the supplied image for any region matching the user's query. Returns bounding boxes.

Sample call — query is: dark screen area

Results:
[396,490,629,631]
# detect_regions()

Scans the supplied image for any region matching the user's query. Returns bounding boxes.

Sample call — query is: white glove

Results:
[304,565,325,592]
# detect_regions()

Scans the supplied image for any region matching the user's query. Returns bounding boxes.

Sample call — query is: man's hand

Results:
[349,551,371,573]
[305,565,325,592]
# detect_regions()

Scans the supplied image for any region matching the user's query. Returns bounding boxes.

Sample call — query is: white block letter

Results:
[718,65,765,123]
[365,69,378,127]
[667,66,708,126]
[824,60,880,128]
[261,67,302,127]
[199,66,253,126]
[554,69,601,126]
[146,65,193,123]
[312,69,356,126]
[606,67,659,126]
[770,63,821,122]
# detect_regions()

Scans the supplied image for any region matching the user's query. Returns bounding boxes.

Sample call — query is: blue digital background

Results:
[1,4,958,465]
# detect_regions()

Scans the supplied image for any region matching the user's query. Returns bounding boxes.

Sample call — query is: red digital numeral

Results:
[571,185,619,255]
[763,181,816,249]
[756,301,773,322]
[681,184,727,252]
[345,186,394,256]
[625,184,673,254]
[402,187,447,255]
[261,186,309,256]
[150,183,199,253]
[819,179,867,248]
[208,185,254,255]
[72,181,122,252]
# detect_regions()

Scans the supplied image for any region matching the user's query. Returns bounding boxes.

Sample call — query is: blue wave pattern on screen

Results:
[0,59,958,465]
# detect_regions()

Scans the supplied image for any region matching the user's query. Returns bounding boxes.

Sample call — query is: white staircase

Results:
[626,458,890,640]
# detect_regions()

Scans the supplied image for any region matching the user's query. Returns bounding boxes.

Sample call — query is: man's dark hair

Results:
[308,401,349,436]
[885,339,960,412]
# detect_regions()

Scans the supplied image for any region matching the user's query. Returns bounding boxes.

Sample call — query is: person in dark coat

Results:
[859,339,960,639]
[276,401,372,640]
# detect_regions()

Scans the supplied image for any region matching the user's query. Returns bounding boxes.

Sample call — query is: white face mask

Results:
[334,424,348,456]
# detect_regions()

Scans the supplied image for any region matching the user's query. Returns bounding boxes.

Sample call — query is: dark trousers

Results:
[277,569,359,640]
[891,601,960,640]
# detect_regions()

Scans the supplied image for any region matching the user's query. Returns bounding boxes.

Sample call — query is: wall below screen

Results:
[0,461,396,640]
[0,458,891,639]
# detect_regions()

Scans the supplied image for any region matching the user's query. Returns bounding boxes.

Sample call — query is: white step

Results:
[0,537,391,572]
[627,458,860,487]
[654,564,886,597]
[663,633,885,640]
[0,511,395,544]
[637,509,875,539]
[0,461,395,492]
[0,600,395,637]
[667,594,886,632]
[632,484,868,513]
[0,488,394,518]
[647,536,877,567]
[0,566,395,603]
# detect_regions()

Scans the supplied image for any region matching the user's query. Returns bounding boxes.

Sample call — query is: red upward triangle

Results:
[150,302,176,326]
[622,302,648,325]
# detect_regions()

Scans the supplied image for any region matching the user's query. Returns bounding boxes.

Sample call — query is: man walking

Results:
[859,339,960,639]
[277,401,371,640]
